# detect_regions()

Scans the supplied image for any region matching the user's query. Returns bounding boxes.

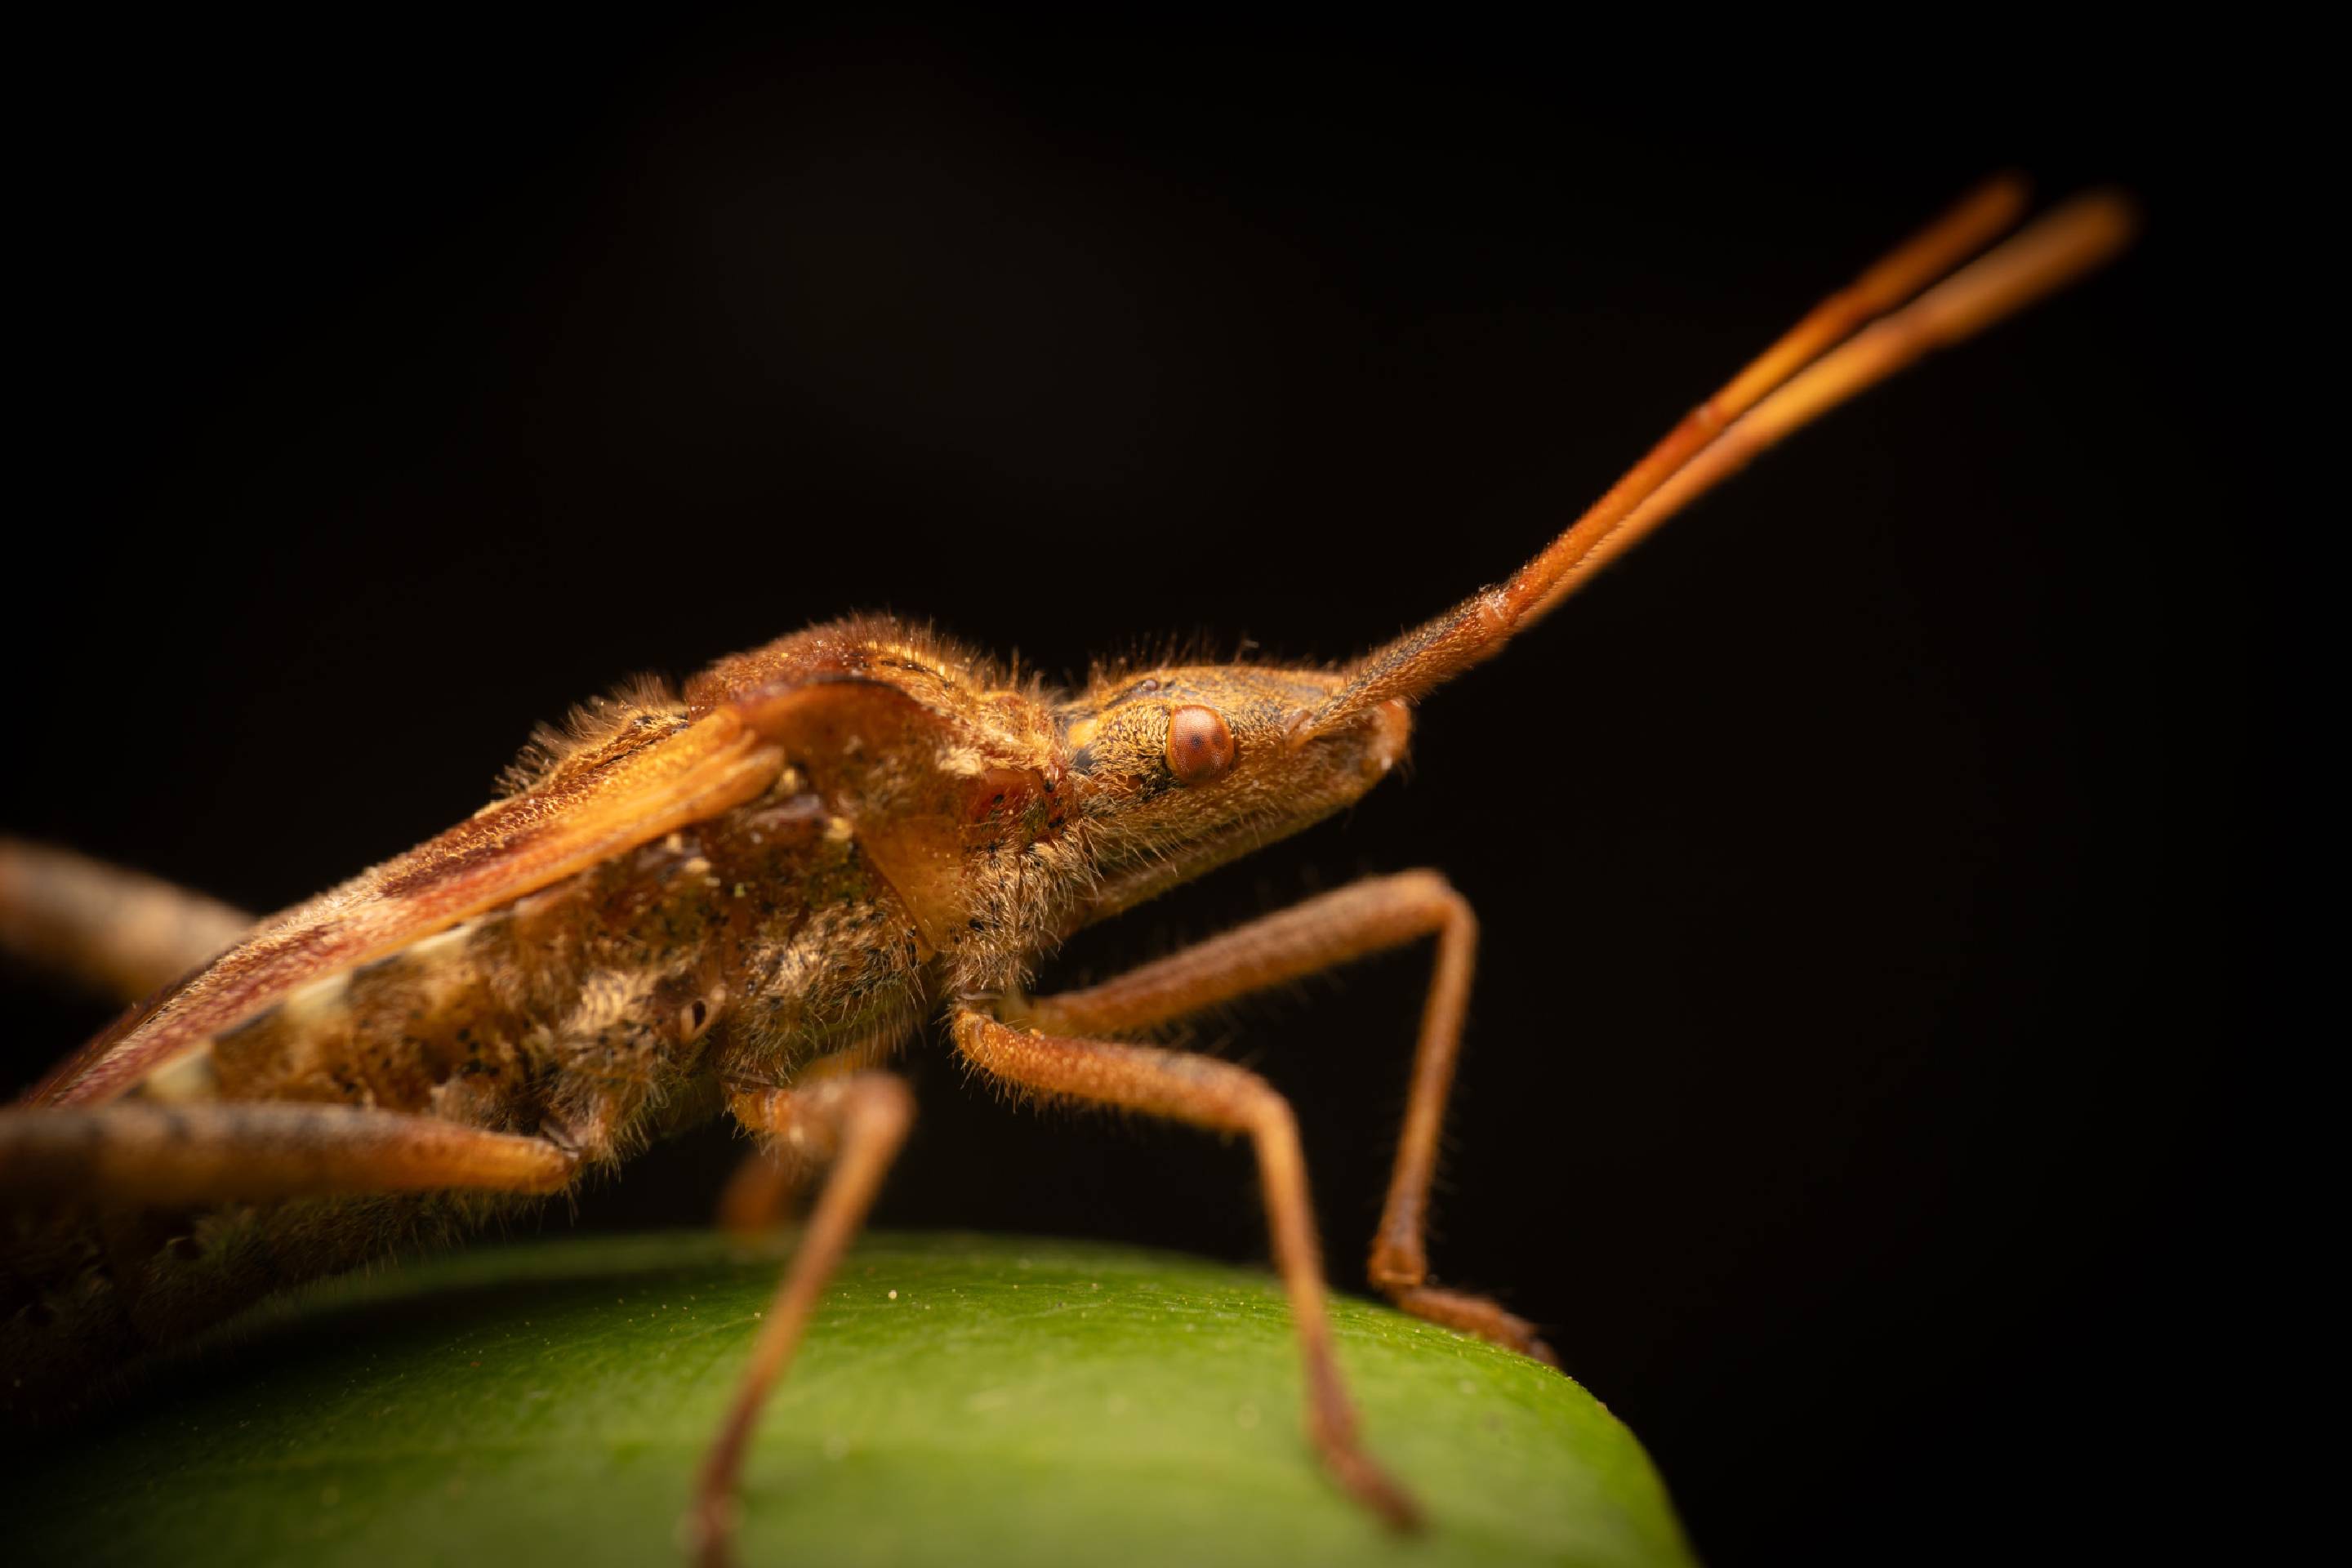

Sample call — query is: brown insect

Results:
[0,177,2130,1564]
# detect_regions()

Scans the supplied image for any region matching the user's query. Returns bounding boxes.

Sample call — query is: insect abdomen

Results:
[3,780,927,1419]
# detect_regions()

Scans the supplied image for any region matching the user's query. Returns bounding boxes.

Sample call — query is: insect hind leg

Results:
[0,837,252,1004]
[0,1101,581,1424]
[0,1102,576,1208]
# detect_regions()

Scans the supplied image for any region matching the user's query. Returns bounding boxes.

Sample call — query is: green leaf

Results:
[5,1232,1694,1566]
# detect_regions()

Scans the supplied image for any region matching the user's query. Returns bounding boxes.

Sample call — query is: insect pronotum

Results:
[0,177,2131,1564]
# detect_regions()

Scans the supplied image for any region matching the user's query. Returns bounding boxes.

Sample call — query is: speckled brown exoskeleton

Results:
[0,180,2130,1565]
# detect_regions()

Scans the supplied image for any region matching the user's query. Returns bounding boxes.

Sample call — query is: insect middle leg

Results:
[1003,870,1551,1362]
[689,1072,912,1568]
[713,1043,899,1237]
[951,1004,1422,1530]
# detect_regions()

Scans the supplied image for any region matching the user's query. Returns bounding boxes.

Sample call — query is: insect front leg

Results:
[0,837,253,1003]
[951,1004,1422,1532]
[1003,870,1552,1362]
[690,1073,913,1568]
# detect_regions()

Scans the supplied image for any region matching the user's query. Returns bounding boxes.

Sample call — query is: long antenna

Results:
[1296,180,2135,740]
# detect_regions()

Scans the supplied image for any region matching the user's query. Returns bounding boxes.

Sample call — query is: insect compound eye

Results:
[1165,705,1237,787]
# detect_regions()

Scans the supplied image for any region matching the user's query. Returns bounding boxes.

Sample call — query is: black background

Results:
[4,18,2273,1566]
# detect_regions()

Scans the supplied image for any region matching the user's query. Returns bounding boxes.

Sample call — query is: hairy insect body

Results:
[3,614,1397,1416]
[1,626,972,1408]
[198,793,919,1154]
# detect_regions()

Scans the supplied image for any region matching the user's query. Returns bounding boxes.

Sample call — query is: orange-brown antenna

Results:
[1296,179,2136,740]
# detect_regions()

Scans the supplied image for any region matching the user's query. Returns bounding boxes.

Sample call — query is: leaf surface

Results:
[7,1232,1694,1567]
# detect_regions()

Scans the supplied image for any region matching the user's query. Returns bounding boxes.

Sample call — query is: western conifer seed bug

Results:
[0,177,2132,1564]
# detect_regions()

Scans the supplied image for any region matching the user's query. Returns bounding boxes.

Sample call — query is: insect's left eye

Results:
[1165,706,1237,786]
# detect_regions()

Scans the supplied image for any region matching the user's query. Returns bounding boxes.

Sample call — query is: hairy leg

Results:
[1009,870,1551,1361]
[688,1073,913,1568]
[952,1006,1419,1530]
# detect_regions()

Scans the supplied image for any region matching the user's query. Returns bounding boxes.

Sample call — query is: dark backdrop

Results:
[4,19,2266,1566]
